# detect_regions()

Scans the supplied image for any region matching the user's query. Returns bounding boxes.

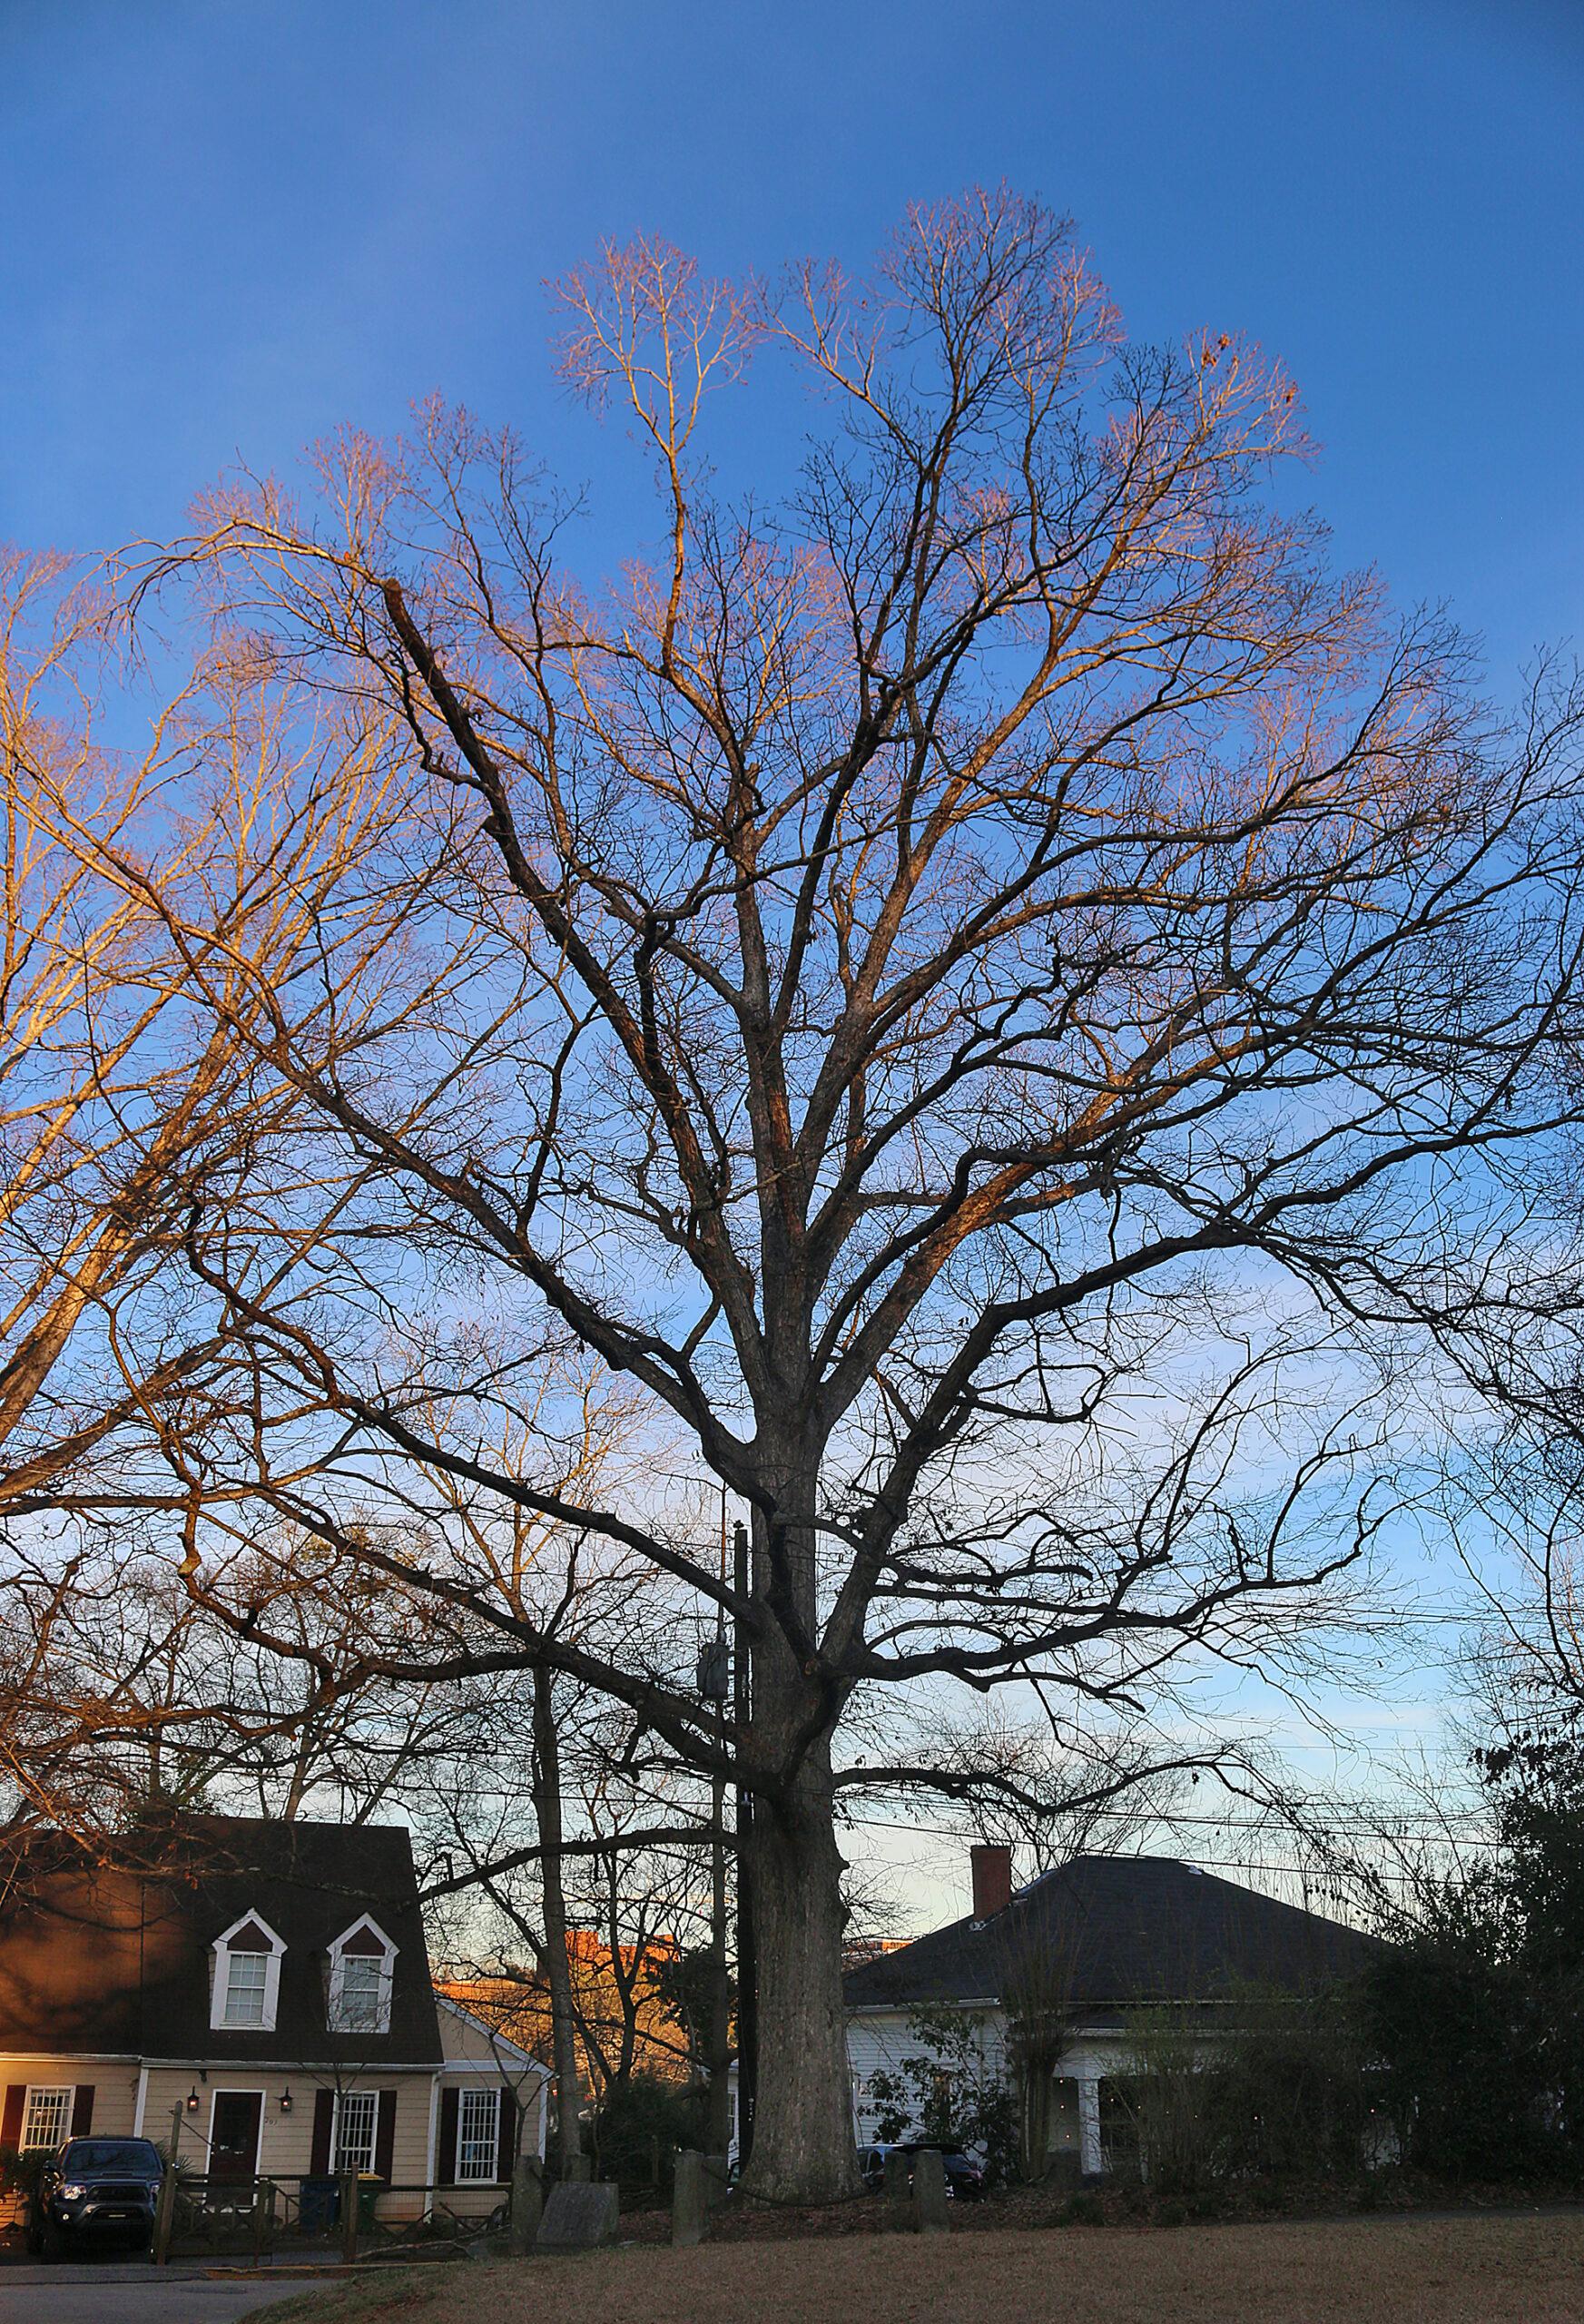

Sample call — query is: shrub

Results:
[867,2006,1020,2184]
[1058,2190,1105,2226]
[1108,1985,1372,2198]
[1363,1726,1584,2185]
[0,2146,44,2200]
[590,2073,708,2197]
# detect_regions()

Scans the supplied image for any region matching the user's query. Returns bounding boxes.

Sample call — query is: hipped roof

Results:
[842,1854,1381,2014]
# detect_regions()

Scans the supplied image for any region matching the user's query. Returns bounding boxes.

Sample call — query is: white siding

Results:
[844,2007,1136,2174]
[845,2007,1008,2142]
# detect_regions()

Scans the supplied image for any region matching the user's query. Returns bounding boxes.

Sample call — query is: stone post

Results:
[912,2147,949,2235]
[507,2153,544,2256]
[882,2148,911,2228]
[673,2149,706,2247]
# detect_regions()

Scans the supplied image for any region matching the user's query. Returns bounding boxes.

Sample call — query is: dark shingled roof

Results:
[0,1814,441,2065]
[842,1855,1381,2015]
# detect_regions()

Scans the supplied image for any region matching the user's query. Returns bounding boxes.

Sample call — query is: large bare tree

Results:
[131,190,1584,2195]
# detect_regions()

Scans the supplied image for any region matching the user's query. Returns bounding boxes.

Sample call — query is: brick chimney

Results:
[970,1842,1013,1921]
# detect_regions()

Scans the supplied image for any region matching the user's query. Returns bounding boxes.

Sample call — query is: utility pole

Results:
[733,1518,755,2167]
[700,1491,733,2156]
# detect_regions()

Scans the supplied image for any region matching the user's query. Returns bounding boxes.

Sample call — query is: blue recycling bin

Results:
[297,2175,339,2234]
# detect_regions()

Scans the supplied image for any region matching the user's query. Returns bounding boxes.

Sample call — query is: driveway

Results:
[0,2260,327,2322]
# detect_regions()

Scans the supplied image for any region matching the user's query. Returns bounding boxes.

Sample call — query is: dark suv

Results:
[26,2136,164,2258]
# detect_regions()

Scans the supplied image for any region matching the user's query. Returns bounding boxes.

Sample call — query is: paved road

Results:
[0,2262,327,2322]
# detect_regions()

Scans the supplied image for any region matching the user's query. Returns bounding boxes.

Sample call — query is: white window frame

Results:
[210,1911,287,2033]
[21,2084,73,2152]
[455,2085,501,2183]
[327,1915,397,2035]
[333,2088,379,2176]
[222,1948,270,2024]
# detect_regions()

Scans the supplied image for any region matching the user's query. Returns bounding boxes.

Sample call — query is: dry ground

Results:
[246,2212,1584,2324]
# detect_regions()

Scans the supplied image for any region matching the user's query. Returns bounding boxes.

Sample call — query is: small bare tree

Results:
[0,547,409,1521]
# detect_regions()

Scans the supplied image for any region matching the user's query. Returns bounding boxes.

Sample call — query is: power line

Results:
[839,1807,1490,1841]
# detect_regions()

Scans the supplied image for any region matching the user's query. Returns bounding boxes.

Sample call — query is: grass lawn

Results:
[245,2211,1584,2324]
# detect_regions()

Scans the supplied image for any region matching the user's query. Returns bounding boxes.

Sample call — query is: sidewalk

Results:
[0,2259,331,2324]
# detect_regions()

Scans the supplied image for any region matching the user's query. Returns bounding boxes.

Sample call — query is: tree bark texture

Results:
[743,1732,854,2201]
[738,1464,858,2201]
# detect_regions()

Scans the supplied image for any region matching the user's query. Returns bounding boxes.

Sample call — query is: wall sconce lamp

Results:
[279,2087,294,2114]
[185,2086,201,2112]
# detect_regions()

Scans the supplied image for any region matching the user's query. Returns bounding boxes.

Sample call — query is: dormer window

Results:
[210,1913,286,2032]
[328,1915,396,2034]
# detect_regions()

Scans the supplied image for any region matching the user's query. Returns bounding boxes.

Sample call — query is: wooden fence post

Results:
[152,2162,180,2267]
[251,2177,272,2265]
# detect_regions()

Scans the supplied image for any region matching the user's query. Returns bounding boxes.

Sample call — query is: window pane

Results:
[223,1950,270,2025]
[457,2088,499,2183]
[333,1953,388,2032]
[335,2091,379,2175]
[23,2086,73,2151]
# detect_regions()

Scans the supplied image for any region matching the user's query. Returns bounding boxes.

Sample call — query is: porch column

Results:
[1077,2078,1103,2178]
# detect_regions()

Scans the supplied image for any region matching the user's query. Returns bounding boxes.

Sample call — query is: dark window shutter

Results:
[1,2086,23,2149]
[310,2088,334,2176]
[437,2087,458,2186]
[70,2087,94,2136]
[496,2088,517,2182]
[374,2090,397,2183]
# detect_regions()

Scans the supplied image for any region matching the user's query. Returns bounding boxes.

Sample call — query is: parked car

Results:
[25,2136,164,2258]
[858,2141,987,2201]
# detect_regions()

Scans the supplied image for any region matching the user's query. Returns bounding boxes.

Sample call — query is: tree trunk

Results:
[741,1723,857,2200]
[532,1666,585,2173]
[735,1433,861,2201]
[1018,2053,1053,2181]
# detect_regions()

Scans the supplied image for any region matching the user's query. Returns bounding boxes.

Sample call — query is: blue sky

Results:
[5,0,1580,1922]
[4,0,1580,689]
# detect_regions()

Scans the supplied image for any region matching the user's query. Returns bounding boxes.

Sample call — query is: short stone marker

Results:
[673,2148,708,2246]
[536,2179,619,2252]
[507,2153,545,2255]
[912,2146,949,2235]
[882,2147,911,2225]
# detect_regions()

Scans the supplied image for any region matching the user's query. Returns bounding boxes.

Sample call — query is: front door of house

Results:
[210,2091,262,2181]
